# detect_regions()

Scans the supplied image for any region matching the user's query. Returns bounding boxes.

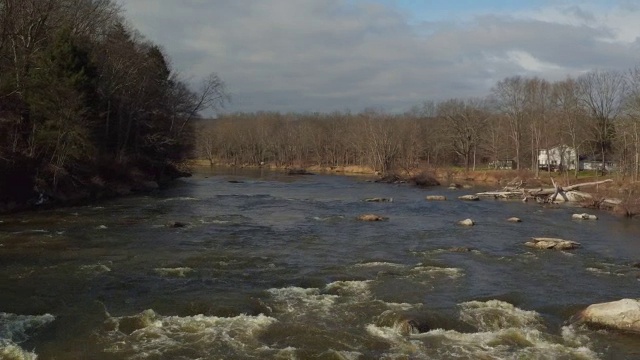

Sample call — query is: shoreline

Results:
[190,160,639,217]
[0,163,189,215]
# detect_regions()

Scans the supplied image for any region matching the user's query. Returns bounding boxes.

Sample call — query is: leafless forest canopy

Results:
[196,70,640,180]
[3,0,640,207]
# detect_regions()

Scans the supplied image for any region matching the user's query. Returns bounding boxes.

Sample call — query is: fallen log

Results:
[476,179,613,203]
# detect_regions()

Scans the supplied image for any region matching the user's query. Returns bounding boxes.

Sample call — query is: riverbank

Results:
[190,160,640,216]
[0,159,190,214]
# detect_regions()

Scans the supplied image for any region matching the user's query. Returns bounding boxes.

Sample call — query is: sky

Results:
[119,0,640,114]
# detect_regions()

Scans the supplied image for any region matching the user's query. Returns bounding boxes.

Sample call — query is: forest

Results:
[4,1,640,211]
[196,70,640,181]
[0,0,226,209]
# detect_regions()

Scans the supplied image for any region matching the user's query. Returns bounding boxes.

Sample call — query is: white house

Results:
[538,145,578,171]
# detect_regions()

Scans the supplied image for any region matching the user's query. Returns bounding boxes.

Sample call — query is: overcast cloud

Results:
[119,0,640,114]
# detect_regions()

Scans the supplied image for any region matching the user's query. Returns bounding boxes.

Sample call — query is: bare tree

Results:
[625,65,640,181]
[524,77,553,177]
[437,98,488,171]
[493,76,528,169]
[552,78,588,178]
[578,70,627,171]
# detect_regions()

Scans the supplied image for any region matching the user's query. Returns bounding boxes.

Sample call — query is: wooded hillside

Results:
[0,0,226,208]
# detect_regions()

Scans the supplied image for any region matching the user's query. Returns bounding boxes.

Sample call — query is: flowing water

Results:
[1,168,640,359]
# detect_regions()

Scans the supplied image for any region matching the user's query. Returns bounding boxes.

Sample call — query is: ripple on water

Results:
[0,312,55,360]
[101,309,277,359]
[161,197,199,202]
[154,267,194,277]
[367,300,599,359]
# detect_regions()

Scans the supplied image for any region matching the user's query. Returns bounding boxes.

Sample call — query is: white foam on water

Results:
[585,267,625,277]
[0,313,55,344]
[10,230,48,235]
[353,262,406,269]
[368,326,599,359]
[102,309,277,359]
[317,349,364,360]
[0,313,55,360]
[153,267,194,277]
[562,325,595,349]
[0,341,37,360]
[409,266,463,278]
[266,287,339,316]
[79,264,111,275]
[367,300,599,359]
[417,327,599,360]
[207,219,231,224]
[312,215,345,222]
[162,197,199,202]
[324,280,372,299]
[366,324,423,355]
[459,300,543,331]
[405,266,464,285]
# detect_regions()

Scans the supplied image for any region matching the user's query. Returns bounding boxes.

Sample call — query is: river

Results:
[1,168,640,359]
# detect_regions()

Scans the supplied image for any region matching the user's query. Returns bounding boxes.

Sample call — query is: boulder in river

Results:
[425,195,446,201]
[577,298,640,333]
[458,219,475,226]
[357,214,387,222]
[525,237,580,250]
[507,217,522,223]
[572,213,598,220]
[458,195,480,201]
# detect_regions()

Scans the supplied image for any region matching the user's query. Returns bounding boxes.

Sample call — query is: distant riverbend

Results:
[1,167,639,359]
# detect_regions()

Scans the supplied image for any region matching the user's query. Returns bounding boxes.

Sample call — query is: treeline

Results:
[196,68,640,180]
[0,0,226,206]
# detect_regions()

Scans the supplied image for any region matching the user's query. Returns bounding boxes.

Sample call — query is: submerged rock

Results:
[448,246,474,252]
[572,213,598,220]
[425,195,446,201]
[507,217,522,223]
[410,173,440,187]
[357,214,387,222]
[166,221,189,228]
[578,298,640,333]
[375,174,406,184]
[458,219,475,226]
[286,168,314,175]
[458,195,480,201]
[395,318,424,335]
[375,310,431,335]
[364,197,393,203]
[525,237,580,250]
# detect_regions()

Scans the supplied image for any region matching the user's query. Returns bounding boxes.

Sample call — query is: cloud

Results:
[119,0,640,113]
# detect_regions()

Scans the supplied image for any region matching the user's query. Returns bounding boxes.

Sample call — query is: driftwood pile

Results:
[476,178,616,204]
